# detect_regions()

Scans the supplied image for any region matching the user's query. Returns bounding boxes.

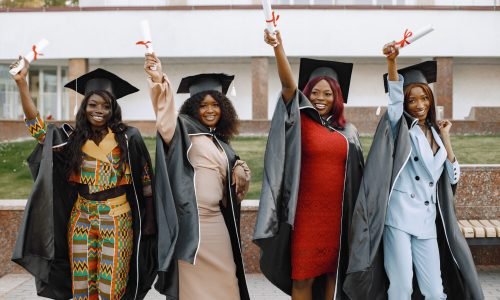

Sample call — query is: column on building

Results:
[434,57,453,119]
[251,57,269,120]
[67,58,88,120]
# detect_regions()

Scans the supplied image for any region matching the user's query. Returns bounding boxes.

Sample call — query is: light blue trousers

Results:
[383,225,447,300]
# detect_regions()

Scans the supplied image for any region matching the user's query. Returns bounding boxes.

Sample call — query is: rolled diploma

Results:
[397,25,434,48]
[141,20,155,54]
[9,39,49,76]
[141,20,157,70]
[407,25,433,44]
[262,0,276,34]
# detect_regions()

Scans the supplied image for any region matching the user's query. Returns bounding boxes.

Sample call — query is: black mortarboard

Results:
[64,68,139,100]
[383,60,437,93]
[177,73,235,97]
[298,58,353,103]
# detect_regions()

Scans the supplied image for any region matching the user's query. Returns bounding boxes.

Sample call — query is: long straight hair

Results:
[302,76,347,128]
[403,83,439,131]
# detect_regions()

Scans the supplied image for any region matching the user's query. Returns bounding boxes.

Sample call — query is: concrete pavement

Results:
[0,266,499,299]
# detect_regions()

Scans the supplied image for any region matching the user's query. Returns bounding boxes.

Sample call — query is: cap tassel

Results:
[73,77,78,116]
[230,84,237,97]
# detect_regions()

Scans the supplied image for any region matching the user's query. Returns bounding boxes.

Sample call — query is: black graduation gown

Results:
[343,112,484,300]
[11,124,158,300]
[153,114,250,300]
[253,91,364,299]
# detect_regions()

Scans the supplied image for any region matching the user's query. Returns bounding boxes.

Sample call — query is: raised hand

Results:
[264,29,281,48]
[144,53,163,83]
[438,119,456,162]
[438,119,452,136]
[10,56,29,83]
[10,56,37,119]
[383,41,399,61]
[383,41,399,81]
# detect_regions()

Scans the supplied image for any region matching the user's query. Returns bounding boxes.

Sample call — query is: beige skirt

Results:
[179,213,240,299]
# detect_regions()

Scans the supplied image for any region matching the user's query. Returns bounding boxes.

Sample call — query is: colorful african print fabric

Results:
[25,113,47,143]
[68,194,133,300]
[69,130,133,193]
[25,115,153,197]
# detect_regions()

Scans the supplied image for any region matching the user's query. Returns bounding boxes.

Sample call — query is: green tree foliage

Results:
[0,0,78,7]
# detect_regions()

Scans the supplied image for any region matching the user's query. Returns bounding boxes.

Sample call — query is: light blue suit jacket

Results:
[385,76,460,239]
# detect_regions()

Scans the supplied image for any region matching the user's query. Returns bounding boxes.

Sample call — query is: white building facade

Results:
[1,1,499,122]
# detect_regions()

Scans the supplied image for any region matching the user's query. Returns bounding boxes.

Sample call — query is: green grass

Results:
[0,140,38,199]
[231,136,267,199]
[1,135,499,199]
[142,136,266,199]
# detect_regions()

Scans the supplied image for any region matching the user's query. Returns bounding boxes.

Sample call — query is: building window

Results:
[0,65,69,120]
[0,66,22,120]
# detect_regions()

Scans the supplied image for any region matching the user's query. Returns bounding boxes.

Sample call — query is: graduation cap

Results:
[383,60,437,93]
[177,73,235,97]
[298,58,353,103]
[64,68,139,100]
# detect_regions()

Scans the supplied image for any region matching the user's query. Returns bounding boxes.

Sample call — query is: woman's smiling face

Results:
[406,86,430,123]
[85,93,111,129]
[198,94,221,128]
[309,79,334,117]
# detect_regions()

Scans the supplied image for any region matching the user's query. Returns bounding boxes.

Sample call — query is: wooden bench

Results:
[458,220,500,246]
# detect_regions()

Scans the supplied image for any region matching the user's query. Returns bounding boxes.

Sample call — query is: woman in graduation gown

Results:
[253,30,364,300]
[144,53,251,300]
[343,42,483,299]
[10,59,157,299]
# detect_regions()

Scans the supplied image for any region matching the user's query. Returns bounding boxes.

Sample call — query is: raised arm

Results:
[144,53,177,145]
[11,57,47,143]
[264,30,297,104]
[384,42,399,82]
[383,42,404,134]
[11,58,37,120]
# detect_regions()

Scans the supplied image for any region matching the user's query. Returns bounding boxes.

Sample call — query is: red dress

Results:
[291,112,348,280]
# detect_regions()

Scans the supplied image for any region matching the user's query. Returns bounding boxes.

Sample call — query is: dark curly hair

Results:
[179,90,239,143]
[66,90,128,176]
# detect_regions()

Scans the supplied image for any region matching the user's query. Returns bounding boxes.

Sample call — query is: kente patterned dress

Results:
[291,112,347,280]
[150,75,246,300]
[25,114,153,300]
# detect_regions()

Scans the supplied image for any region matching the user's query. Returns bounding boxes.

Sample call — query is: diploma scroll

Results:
[9,39,49,76]
[396,25,434,49]
[137,20,157,71]
[261,0,279,34]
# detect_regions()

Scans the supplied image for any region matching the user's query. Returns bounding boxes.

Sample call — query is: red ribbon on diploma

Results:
[266,10,280,27]
[136,41,152,49]
[32,45,43,61]
[396,29,413,48]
